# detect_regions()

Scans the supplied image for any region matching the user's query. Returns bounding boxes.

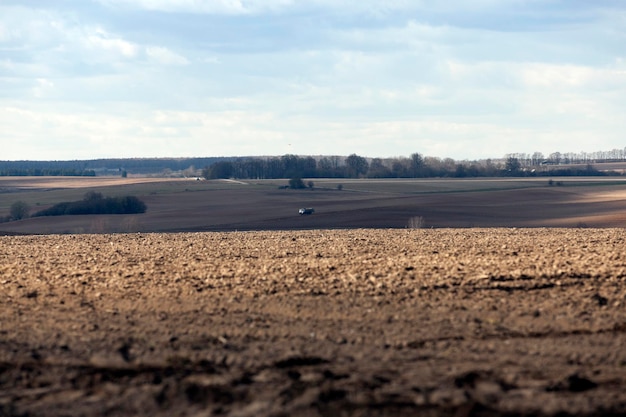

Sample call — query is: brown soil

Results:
[2,229,626,416]
[0,176,173,190]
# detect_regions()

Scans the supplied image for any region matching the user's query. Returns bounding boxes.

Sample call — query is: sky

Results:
[1,0,625,161]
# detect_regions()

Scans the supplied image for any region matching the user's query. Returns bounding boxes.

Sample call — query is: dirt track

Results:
[2,229,626,416]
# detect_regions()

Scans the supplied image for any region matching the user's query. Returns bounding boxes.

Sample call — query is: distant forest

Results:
[202,152,626,180]
[0,157,222,177]
[1,148,625,179]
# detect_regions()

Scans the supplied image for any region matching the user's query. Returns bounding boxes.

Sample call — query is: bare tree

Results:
[345,154,369,178]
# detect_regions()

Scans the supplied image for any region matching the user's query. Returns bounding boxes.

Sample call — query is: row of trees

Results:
[506,148,626,166]
[0,158,225,176]
[203,153,620,180]
[32,192,146,217]
[1,192,147,224]
[3,147,625,177]
[202,153,438,179]
[0,168,96,177]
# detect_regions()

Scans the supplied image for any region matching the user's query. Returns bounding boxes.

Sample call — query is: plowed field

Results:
[2,177,626,234]
[2,229,626,416]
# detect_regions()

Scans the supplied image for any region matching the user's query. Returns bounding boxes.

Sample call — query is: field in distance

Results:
[2,176,626,234]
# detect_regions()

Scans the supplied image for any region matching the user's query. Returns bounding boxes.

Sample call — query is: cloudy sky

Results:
[1,1,625,161]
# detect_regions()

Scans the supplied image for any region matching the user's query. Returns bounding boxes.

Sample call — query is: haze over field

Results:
[1,1,625,161]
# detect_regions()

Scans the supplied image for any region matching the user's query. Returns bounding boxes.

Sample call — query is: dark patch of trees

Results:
[32,192,146,217]
[345,154,369,178]
[288,177,306,189]
[504,157,522,175]
[204,161,234,179]
[202,155,318,180]
[0,168,96,177]
[541,164,609,177]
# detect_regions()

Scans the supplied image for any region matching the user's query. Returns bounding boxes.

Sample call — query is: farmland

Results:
[2,176,626,234]
[2,176,626,416]
[2,229,626,416]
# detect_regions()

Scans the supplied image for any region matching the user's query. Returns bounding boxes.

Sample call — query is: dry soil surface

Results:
[1,229,626,416]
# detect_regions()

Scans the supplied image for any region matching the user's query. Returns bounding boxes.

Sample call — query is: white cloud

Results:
[95,0,552,17]
[32,78,54,98]
[0,7,61,50]
[84,27,139,58]
[0,7,141,81]
[520,63,626,90]
[97,0,294,14]
[146,46,189,66]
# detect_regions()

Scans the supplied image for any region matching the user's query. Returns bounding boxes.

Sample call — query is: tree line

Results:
[0,157,224,176]
[3,147,625,178]
[2,192,147,224]
[506,148,626,166]
[0,168,97,177]
[202,153,623,180]
[32,192,146,217]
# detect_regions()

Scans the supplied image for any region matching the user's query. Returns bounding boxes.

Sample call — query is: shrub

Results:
[289,177,306,189]
[10,201,30,220]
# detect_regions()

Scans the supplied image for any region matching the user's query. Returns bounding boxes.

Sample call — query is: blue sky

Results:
[1,0,625,161]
